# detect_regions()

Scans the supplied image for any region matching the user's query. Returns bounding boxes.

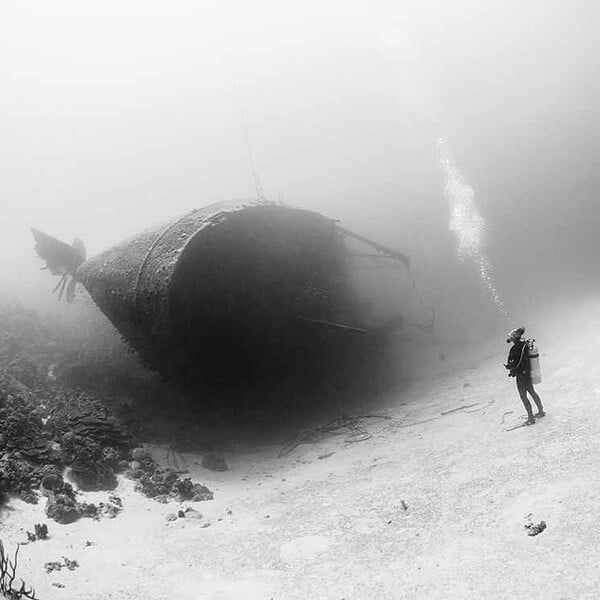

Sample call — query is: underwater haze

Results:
[2,5,600,598]
[1,0,598,335]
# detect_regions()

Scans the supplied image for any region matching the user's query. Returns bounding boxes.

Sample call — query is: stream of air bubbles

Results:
[438,138,508,318]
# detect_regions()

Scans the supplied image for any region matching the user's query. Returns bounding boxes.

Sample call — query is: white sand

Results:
[2,299,600,599]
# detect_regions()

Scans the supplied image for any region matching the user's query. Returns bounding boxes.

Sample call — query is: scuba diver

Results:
[504,326,545,426]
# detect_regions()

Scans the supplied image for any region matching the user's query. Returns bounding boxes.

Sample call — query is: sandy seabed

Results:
[2,299,600,600]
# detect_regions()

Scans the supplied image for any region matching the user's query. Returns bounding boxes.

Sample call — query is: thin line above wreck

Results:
[33,199,412,391]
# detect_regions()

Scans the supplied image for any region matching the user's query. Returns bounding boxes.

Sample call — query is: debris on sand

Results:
[201,452,228,472]
[279,415,391,457]
[25,523,49,543]
[318,452,335,460]
[440,403,479,416]
[525,519,547,536]
[44,557,79,574]
[184,507,202,519]
[44,562,62,574]
[34,523,48,539]
[93,495,124,519]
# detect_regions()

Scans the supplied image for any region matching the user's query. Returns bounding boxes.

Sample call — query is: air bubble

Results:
[438,139,508,318]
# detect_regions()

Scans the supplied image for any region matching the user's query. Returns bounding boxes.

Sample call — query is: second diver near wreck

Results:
[505,326,545,426]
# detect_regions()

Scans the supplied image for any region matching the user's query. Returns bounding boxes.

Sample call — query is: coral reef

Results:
[0,390,132,523]
[0,395,60,506]
[0,301,215,525]
[127,448,213,503]
[59,433,119,491]
[42,476,123,524]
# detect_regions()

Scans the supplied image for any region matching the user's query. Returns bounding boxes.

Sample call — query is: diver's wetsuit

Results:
[505,340,544,420]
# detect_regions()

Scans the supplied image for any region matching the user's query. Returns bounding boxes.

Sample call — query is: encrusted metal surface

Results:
[77,198,271,364]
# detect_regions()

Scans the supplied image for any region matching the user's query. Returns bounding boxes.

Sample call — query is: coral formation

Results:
[0,301,215,525]
[127,448,213,503]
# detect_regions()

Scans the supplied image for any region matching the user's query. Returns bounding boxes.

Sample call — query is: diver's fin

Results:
[65,277,78,303]
[31,228,86,301]
[31,228,86,276]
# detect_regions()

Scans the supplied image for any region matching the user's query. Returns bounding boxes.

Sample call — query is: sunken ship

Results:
[32,199,411,392]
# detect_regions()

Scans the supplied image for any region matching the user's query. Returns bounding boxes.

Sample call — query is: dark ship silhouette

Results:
[32,199,412,393]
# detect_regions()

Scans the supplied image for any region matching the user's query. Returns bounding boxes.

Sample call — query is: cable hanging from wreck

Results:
[220,10,434,337]
[220,1,266,202]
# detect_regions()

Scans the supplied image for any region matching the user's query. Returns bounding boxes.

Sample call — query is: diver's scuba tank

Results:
[527,339,542,384]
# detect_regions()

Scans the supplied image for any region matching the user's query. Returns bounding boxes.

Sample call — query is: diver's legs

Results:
[527,380,544,416]
[517,376,535,423]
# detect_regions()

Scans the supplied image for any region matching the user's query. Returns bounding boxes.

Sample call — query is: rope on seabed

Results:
[278,414,392,458]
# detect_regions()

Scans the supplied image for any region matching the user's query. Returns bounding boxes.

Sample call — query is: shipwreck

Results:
[32,199,414,393]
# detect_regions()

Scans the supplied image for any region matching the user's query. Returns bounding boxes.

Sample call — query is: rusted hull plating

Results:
[77,199,357,385]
